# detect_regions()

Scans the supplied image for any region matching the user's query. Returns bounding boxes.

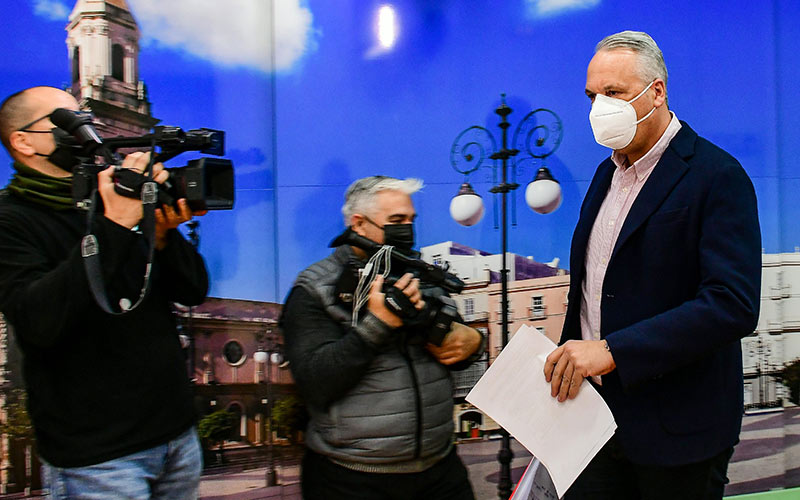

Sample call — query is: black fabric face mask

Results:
[383,223,414,251]
[34,128,81,172]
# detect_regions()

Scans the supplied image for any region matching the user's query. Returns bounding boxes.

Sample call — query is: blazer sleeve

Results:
[605,161,761,390]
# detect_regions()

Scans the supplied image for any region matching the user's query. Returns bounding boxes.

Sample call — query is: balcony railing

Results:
[462,311,489,322]
[529,306,546,319]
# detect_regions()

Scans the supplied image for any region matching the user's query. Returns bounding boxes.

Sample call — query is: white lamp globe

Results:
[450,183,485,226]
[270,352,283,365]
[525,167,562,214]
[253,351,268,363]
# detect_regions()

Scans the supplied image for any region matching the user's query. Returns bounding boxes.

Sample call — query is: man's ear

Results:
[351,214,367,237]
[8,131,36,157]
[652,79,667,108]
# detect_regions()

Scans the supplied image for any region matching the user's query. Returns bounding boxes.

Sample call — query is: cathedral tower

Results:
[66,0,159,137]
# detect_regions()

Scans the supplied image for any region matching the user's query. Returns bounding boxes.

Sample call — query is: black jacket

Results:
[0,189,208,467]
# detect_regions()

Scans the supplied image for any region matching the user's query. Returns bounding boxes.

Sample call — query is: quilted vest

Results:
[294,246,455,472]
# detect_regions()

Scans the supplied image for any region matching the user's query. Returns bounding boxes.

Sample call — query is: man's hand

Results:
[426,323,481,365]
[99,152,168,229]
[367,273,425,328]
[543,340,616,402]
[154,199,207,250]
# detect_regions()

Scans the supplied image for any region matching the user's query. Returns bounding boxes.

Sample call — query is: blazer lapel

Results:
[610,135,693,261]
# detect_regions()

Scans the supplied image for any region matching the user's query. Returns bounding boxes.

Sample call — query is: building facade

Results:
[181,298,295,445]
[487,274,570,360]
[742,251,800,408]
[421,241,568,435]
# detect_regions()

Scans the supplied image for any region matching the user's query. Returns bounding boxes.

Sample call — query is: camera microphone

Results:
[50,108,104,155]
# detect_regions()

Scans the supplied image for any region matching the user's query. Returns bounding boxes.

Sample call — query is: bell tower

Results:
[66,0,159,137]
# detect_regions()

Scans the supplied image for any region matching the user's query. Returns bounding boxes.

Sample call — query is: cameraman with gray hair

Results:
[281,175,485,499]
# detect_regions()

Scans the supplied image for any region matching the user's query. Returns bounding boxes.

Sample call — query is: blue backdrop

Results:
[1,0,798,303]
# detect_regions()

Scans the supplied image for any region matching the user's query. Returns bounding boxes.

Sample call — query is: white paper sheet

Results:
[466,325,616,497]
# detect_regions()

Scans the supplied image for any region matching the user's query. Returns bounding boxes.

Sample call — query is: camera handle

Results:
[113,167,176,207]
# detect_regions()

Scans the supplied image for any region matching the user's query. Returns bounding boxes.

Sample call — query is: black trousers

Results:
[564,436,735,500]
[301,447,475,500]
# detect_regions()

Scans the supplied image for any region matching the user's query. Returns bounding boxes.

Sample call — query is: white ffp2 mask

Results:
[589,80,656,150]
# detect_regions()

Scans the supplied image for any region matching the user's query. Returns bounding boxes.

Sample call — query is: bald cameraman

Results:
[0,86,208,498]
[281,176,486,500]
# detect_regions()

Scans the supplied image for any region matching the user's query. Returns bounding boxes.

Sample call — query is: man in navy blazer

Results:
[543,31,761,499]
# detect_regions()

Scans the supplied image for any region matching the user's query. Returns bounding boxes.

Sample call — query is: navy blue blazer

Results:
[561,121,761,466]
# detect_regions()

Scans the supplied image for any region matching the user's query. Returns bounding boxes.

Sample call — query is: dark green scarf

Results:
[7,161,73,210]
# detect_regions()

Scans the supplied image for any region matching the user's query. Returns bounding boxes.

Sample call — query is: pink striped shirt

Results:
[580,113,682,382]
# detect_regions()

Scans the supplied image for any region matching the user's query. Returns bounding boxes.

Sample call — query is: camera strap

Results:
[81,141,160,315]
[351,245,394,327]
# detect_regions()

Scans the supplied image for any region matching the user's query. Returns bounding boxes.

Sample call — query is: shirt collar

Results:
[612,112,682,181]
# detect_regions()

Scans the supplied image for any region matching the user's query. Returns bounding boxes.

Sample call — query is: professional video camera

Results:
[330,229,464,345]
[50,108,234,211]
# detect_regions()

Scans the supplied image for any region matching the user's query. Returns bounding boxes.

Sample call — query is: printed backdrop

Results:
[3,0,798,303]
[1,1,799,494]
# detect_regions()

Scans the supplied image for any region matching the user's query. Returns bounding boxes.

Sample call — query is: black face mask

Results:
[33,128,81,172]
[361,216,415,251]
[383,223,415,251]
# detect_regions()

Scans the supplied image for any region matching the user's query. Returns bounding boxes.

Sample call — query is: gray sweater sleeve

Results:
[280,286,394,410]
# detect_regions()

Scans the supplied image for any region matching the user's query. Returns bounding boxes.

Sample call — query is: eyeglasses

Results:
[16,110,96,133]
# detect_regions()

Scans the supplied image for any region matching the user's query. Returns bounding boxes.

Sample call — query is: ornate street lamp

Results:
[254,334,283,487]
[449,94,563,500]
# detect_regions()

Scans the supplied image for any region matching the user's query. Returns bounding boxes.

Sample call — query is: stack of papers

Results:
[466,325,616,498]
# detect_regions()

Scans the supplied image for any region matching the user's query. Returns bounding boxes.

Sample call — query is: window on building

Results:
[432,254,443,267]
[464,298,475,317]
[72,47,80,83]
[112,44,125,81]
[223,340,245,366]
[531,295,545,317]
[227,402,245,441]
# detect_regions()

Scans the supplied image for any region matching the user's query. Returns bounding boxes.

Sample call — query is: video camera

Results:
[331,229,464,345]
[50,108,234,211]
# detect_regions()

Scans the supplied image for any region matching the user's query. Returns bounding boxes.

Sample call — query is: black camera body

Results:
[329,229,465,346]
[382,275,460,346]
[50,109,234,211]
[72,157,234,212]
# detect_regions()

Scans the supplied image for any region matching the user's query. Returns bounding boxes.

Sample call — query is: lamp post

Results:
[185,221,200,381]
[747,335,775,408]
[254,332,283,487]
[449,94,563,500]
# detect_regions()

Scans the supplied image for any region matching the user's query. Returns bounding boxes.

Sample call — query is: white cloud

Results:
[32,0,70,21]
[527,0,601,18]
[130,0,317,73]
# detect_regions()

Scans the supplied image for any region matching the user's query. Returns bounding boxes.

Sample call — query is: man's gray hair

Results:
[342,175,423,226]
[596,30,668,104]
